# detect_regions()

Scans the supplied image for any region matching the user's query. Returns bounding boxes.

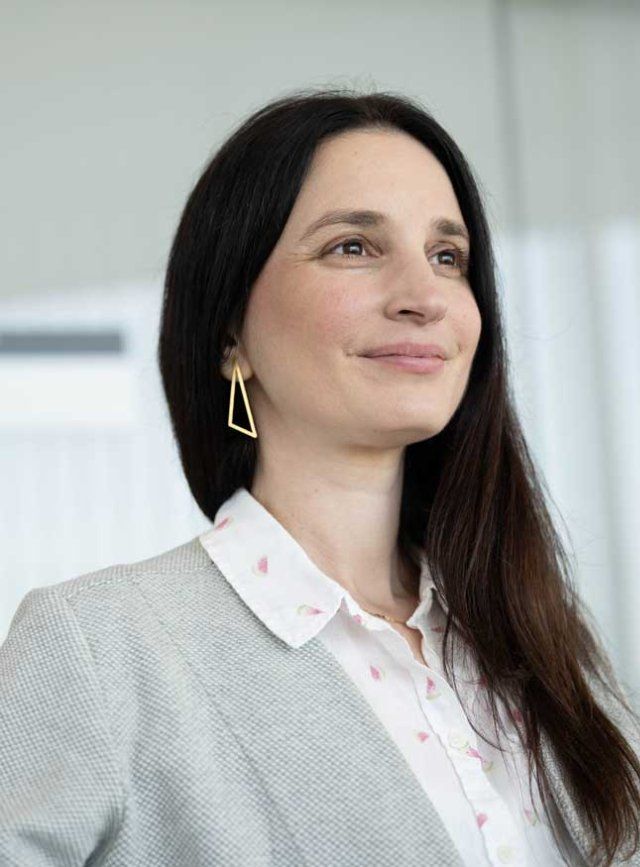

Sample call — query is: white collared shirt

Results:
[198,485,581,867]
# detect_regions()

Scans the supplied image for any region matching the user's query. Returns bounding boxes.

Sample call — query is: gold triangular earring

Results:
[227,357,258,438]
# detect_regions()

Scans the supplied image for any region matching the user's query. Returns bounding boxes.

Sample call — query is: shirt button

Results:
[496,843,516,863]
[447,729,469,750]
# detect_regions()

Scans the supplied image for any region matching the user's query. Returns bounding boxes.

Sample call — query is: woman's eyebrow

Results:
[298,208,470,245]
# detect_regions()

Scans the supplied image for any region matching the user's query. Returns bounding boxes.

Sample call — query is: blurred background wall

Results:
[1,0,638,696]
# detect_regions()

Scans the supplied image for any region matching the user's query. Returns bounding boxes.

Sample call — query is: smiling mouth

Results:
[362,355,446,373]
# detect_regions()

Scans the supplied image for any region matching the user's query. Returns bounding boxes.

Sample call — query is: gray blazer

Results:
[1,536,639,866]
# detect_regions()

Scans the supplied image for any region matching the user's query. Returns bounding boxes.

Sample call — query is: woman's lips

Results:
[363,355,445,373]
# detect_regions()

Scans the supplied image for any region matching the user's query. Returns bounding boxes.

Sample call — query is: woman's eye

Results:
[326,237,370,259]
[431,248,469,275]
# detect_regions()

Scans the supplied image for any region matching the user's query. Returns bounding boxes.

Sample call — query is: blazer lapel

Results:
[134,548,466,866]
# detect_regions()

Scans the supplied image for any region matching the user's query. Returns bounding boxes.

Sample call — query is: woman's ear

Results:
[219,338,237,381]
[219,335,252,382]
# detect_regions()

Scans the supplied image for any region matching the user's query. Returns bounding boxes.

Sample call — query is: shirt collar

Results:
[198,485,445,649]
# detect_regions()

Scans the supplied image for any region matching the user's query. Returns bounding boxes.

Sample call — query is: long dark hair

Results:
[158,86,640,865]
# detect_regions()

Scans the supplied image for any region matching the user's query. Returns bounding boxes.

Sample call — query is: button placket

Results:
[345,590,532,867]
[407,652,529,866]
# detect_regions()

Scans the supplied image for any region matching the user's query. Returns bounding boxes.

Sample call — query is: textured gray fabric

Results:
[0,535,638,866]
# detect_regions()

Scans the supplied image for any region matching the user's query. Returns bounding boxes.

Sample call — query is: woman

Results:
[1,88,639,867]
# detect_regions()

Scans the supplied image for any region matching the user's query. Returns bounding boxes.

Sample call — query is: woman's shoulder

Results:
[49,534,214,599]
[3,535,220,663]
[0,534,224,865]
[13,534,210,614]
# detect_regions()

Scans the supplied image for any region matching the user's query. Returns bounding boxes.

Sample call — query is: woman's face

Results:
[230,127,482,449]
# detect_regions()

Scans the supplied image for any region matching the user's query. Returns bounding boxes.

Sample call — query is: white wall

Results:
[0,0,508,297]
